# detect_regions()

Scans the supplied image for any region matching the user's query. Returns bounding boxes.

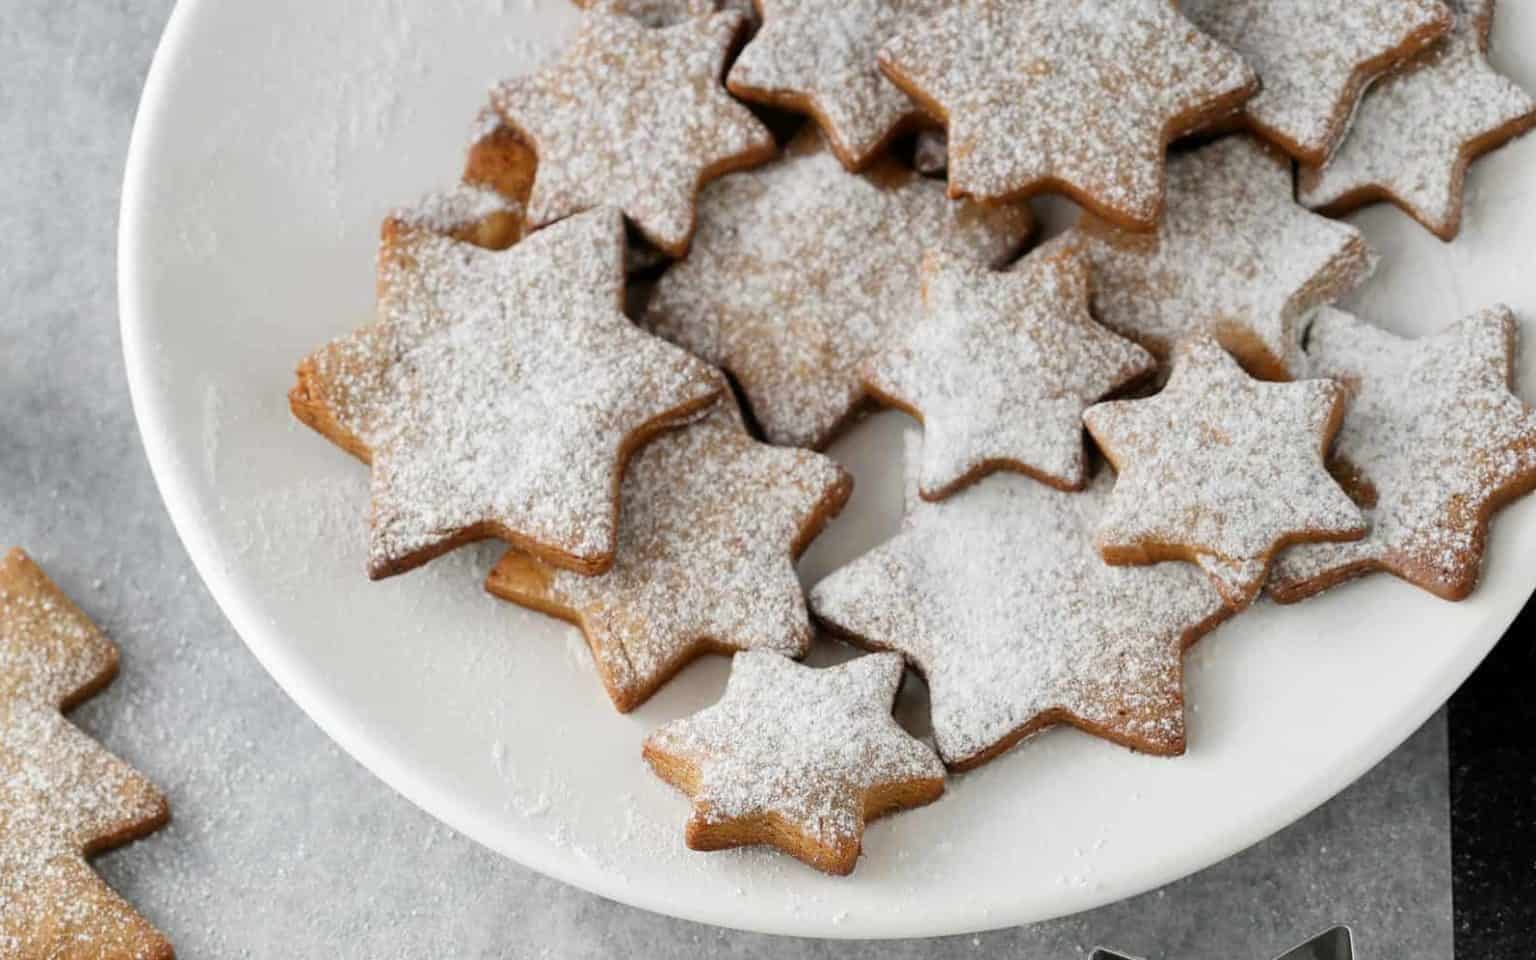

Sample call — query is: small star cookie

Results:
[644,130,1030,449]
[1271,307,1536,602]
[1182,0,1452,164]
[1083,336,1367,608]
[485,402,852,712]
[1071,135,1373,381]
[876,0,1257,228]
[490,10,775,256]
[289,208,723,579]
[810,465,1232,769]
[727,0,944,170]
[1299,0,1536,241]
[1,549,172,960]
[863,240,1155,500]
[643,651,944,874]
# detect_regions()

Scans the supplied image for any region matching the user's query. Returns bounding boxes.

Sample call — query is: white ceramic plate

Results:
[119,0,1536,938]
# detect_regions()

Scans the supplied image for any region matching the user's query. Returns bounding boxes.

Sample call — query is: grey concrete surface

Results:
[0,1,1453,956]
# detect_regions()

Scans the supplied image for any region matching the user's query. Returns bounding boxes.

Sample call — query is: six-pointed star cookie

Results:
[1183,0,1451,164]
[728,0,944,170]
[490,10,775,256]
[1,549,172,960]
[485,402,852,712]
[810,463,1232,769]
[1071,136,1373,381]
[644,130,1030,449]
[864,240,1155,500]
[1083,336,1367,608]
[289,208,723,579]
[1271,307,1536,602]
[643,650,944,874]
[1299,0,1536,241]
[876,0,1257,228]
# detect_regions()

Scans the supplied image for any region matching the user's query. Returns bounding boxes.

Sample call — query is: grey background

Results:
[0,2,1451,956]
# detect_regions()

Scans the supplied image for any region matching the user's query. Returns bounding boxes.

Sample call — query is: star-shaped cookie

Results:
[570,0,757,28]
[289,208,723,579]
[727,0,944,170]
[1299,0,1536,240]
[1182,0,1452,164]
[1083,336,1367,608]
[1,549,172,960]
[864,240,1155,500]
[1071,135,1373,381]
[644,130,1030,449]
[643,651,944,874]
[490,10,775,256]
[810,464,1232,769]
[875,0,1257,228]
[1271,307,1536,602]
[485,402,852,712]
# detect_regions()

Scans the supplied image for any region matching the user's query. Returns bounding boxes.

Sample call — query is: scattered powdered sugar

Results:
[727,0,944,168]
[1271,306,1536,601]
[864,240,1153,499]
[645,651,943,846]
[877,0,1256,224]
[1071,135,1373,382]
[1298,0,1536,240]
[809,463,1231,769]
[489,11,774,254]
[644,131,1030,449]
[1183,0,1451,163]
[1083,336,1366,606]
[301,208,722,576]
[486,402,850,711]
[389,183,522,236]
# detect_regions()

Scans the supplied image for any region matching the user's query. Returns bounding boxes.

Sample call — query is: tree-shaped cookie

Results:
[486,402,852,712]
[289,208,723,579]
[1,549,171,960]
[644,651,944,874]
[1271,307,1536,602]
[1083,337,1367,608]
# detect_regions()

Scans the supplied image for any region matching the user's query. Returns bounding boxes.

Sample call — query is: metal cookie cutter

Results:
[1091,924,1355,960]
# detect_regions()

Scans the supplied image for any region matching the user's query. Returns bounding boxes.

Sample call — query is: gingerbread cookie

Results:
[289,208,723,579]
[876,0,1257,228]
[1071,135,1373,381]
[1,549,172,960]
[570,0,756,28]
[643,651,944,874]
[811,458,1232,769]
[1083,336,1366,607]
[1182,0,1452,164]
[490,10,775,256]
[727,0,944,170]
[485,401,852,712]
[1299,0,1536,241]
[1271,307,1536,602]
[644,129,1030,449]
[863,240,1154,500]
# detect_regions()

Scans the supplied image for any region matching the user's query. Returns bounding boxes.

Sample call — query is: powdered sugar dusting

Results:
[390,183,522,236]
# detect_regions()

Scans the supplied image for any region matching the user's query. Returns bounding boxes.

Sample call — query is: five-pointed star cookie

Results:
[570,0,717,28]
[485,402,852,712]
[643,650,944,874]
[1299,0,1536,241]
[875,0,1257,228]
[810,464,1232,769]
[864,240,1155,500]
[728,0,944,170]
[289,208,724,579]
[1271,307,1536,602]
[644,130,1031,449]
[1,549,172,960]
[1071,135,1373,381]
[1083,336,1367,608]
[1183,0,1452,164]
[490,10,775,256]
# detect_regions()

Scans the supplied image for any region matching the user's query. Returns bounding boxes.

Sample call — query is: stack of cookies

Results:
[289,0,1536,875]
